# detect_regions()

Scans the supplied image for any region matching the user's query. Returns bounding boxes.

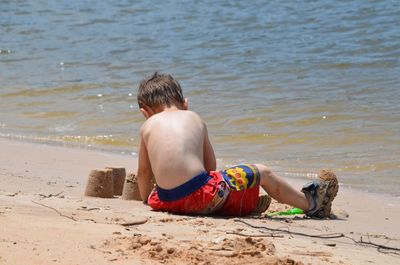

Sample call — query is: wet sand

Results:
[0,138,399,264]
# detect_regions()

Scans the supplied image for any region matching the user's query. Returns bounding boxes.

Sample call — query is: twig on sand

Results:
[31,200,76,221]
[359,236,400,255]
[226,231,284,238]
[235,219,400,255]
[235,219,344,239]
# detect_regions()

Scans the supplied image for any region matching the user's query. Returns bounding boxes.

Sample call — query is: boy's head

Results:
[137,73,187,117]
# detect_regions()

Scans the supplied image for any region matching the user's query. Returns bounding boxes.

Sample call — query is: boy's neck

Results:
[161,105,180,112]
[155,105,181,113]
[140,100,188,119]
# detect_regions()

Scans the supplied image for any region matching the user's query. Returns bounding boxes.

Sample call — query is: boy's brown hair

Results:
[137,72,185,109]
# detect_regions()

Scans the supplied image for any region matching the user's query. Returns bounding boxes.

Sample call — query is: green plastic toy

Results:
[268,207,304,217]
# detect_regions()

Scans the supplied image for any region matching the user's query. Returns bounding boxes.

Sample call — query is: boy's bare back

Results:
[136,87,217,199]
[140,109,215,189]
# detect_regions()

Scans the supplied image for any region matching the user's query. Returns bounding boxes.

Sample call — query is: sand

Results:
[0,138,399,265]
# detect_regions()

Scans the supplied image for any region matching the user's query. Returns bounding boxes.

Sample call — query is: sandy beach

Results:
[0,138,399,265]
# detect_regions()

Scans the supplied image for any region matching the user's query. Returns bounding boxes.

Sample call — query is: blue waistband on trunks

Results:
[156,171,212,202]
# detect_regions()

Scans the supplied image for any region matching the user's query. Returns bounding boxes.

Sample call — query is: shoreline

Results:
[1,137,400,264]
[0,134,137,157]
[1,135,397,198]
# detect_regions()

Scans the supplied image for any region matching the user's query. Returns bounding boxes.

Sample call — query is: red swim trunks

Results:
[147,164,260,216]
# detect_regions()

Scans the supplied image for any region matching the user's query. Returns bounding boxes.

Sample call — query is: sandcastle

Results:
[84,167,143,201]
[84,169,114,198]
[105,167,126,196]
[121,173,142,201]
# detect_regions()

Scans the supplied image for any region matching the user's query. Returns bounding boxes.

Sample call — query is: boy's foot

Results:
[301,170,339,218]
[252,194,272,214]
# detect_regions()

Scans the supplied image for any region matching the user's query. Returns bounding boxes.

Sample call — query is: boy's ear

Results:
[140,106,153,119]
[183,98,189,110]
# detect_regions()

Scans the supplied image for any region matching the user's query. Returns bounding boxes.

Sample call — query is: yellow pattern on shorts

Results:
[223,164,258,191]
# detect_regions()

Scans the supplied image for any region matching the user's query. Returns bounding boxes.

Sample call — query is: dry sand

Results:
[0,138,399,264]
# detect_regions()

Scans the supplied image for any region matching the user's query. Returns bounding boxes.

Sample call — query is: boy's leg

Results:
[254,163,309,210]
[254,163,339,218]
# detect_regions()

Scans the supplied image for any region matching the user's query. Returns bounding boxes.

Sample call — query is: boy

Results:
[136,72,338,218]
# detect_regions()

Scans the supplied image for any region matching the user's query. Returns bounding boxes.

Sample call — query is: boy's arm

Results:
[137,132,154,203]
[203,125,217,172]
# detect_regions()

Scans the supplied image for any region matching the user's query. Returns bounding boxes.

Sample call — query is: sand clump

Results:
[101,234,303,265]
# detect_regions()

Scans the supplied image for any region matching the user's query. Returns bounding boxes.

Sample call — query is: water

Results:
[1,0,399,195]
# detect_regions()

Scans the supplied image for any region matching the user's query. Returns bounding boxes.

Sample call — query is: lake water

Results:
[1,0,399,195]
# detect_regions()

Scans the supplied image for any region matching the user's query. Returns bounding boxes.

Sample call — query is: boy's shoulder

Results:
[179,110,202,120]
